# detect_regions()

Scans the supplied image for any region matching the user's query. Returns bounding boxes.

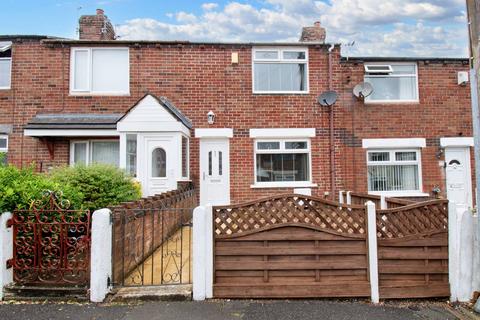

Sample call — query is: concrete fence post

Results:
[380,196,387,210]
[338,191,344,204]
[346,191,352,205]
[0,212,13,301]
[448,201,459,302]
[90,209,113,303]
[366,201,379,304]
[457,209,475,302]
[193,205,214,300]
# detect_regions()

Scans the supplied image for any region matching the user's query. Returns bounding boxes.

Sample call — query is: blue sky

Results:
[0,0,469,57]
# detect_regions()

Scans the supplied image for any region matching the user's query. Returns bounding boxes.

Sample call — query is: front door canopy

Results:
[117,94,192,136]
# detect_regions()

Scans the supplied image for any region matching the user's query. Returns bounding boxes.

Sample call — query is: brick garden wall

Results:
[0,38,473,203]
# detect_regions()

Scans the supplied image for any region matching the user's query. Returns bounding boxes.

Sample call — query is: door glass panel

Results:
[152,148,166,177]
[208,151,212,176]
[126,134,137,177]
[219,151,223,176]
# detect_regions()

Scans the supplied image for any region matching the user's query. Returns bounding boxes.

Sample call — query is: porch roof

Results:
[25,113,124,130]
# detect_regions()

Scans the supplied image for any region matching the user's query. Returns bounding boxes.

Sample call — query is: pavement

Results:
[0,299,465,320]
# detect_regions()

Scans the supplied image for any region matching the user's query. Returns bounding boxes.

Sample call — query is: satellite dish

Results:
[353,82,374,99]
[318,91,338,107]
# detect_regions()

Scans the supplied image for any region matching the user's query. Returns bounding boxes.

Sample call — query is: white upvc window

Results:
[0,134,8,152]
[254,139,313,187]
[252,47,309,94]
[367,149,423,196]
[364,62,419,103]
[70,140,120,166]
[70,47,130,95]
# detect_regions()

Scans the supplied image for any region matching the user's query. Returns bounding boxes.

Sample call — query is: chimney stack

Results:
[299,21,326,43]
[78,8,116,40]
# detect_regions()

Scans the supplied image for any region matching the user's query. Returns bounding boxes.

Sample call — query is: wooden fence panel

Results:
[213,194,370,298]
[376,200,449,299]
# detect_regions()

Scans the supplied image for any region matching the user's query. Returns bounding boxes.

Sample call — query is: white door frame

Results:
[196,129,233,206]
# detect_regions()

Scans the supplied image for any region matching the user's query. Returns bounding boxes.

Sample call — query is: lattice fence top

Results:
[213,194,366,237]
[376,200,448,239]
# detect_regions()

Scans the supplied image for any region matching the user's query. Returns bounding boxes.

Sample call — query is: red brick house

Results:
[0,9,474,209]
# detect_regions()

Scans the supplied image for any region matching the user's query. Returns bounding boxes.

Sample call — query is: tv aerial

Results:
[318,91,338,107]
[353,82,374,99]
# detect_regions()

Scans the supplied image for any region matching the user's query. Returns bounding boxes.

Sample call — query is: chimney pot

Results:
[314,21,321,27]
[299,21,326,43]
[96,8,104,15]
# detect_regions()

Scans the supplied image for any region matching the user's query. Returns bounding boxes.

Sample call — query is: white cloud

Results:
[202,2,218,11]
[115,0,468,57]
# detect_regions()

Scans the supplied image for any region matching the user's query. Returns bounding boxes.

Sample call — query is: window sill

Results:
[253,91,310,95]
[368,191,430,198]
[69,92,131,97]
[0,87,11,90]
[251,182,318,189]
[364,100,420,105]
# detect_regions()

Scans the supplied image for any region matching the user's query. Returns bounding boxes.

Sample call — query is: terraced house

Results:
[0,9,474,209]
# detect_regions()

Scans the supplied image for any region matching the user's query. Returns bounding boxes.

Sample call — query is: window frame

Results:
[0,134,8,152]
[364,62,419,104]
[253,138,313,188]
[181,135,190,180]
[69,47,130,96]
[0,57,12,90]
[252,47,309,95]
[70,139,120,166]
[366,148,424,196]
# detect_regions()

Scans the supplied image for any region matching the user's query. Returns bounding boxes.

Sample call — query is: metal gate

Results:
[8,191,91,287]
[111,206,193,287]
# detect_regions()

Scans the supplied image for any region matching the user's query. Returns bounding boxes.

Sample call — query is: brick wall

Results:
[0,38,473,203]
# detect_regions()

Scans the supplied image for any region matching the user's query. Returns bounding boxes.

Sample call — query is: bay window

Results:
[364,63,418,102]
[254,139,311,187]
[70,140,120,166]
[367,149,422,195]
[70,47,129,95]
[253,47,308,94]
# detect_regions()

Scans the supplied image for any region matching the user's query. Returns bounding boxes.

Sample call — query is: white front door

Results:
[146,138,175,196]
[445,147,473,213]
[200,138,230,206]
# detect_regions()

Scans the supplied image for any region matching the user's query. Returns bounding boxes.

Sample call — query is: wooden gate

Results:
[212,195,370,298]
[376,200,449,299]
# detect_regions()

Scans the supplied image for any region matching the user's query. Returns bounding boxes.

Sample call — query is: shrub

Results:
[0,152,6,166]
[0,165,81,213]
[50,163,141,212]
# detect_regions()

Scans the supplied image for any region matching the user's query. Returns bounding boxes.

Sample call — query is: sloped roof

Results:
[119,93,193,129]
[25,113,123,129]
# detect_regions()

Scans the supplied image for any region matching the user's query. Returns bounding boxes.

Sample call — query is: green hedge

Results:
[50,163,142,212]
[0,164,141,213]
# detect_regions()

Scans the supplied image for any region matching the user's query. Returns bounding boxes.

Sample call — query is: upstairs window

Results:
[364,63,418,102]
[0,41,12,89]
[253,47,308,94]
[70,48,129,95]
[367,149,422,194]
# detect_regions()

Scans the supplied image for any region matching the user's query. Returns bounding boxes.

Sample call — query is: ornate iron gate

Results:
[7,191,91,287]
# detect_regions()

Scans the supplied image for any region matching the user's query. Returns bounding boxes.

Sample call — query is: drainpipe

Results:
[328,44,336,199]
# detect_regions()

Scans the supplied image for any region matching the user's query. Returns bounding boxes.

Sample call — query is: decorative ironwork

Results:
[213,194,366,237]
[11,191,90,286]
[376,199,448,239]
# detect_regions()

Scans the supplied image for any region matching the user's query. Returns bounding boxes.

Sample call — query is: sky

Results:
[0,0,470,57]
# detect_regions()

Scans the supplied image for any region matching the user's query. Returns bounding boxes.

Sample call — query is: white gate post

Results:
[366,201,379,304]
[90,209,113,303]
[448,201,459,302]
[193,205,213,300]
[0,212,13,301]
[457,209,475,302]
